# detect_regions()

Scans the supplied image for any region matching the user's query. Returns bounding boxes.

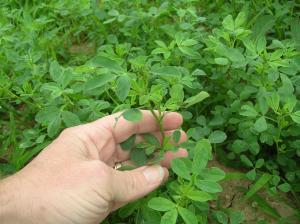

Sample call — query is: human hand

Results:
[0,110,187,224]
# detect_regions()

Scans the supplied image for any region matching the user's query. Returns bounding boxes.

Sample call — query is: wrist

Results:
[0,174,34,224]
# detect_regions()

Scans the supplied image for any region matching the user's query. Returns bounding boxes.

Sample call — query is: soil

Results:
[69,42,95,55]
[209,160,298,224]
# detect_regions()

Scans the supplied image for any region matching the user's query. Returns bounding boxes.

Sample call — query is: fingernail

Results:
[142,165,164,184]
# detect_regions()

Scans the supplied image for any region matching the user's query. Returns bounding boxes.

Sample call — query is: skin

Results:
[0,110,188,224]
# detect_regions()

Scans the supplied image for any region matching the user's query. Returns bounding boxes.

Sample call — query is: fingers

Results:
[112,130,187,165]
[111,165,168,205]
[160,148,188,168]
[115,148,188,169]
[92,110,183,143]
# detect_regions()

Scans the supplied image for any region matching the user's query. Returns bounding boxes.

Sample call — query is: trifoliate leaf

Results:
[62,111,81,127]
[148,197,176,211]
[122,109,142,122]
[178,207,198,224]
[161,209,178,224]
[116,75,131,102]
[172,130,181,144]
[291,111,300,124]
[208,130,227,144]
[171,158,190,180]
[183,91,209,108]
[120,134,136,151]
[130,148,147,166]
[254,116,268,132]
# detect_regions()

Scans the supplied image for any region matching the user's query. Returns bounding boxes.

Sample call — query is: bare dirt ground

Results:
[210,160,298,224]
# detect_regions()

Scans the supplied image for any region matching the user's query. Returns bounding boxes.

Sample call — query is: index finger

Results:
[92,110,183,143]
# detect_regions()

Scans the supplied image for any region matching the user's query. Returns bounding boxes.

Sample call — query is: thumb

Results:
[112,165,168,203]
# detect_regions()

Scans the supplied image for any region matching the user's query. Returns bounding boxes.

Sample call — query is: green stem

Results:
[264,116,277,123]
[5,89,41,109]
[149,108,165,150]
[275,117,282,153]
[105,88,119,106]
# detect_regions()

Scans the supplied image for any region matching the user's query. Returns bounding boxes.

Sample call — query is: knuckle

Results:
[126,172,142,193]
[99,126,116,144]
[60,127,77,138]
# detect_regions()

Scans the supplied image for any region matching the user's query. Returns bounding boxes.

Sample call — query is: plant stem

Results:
[5,89,40,109]
[149,108,165,150]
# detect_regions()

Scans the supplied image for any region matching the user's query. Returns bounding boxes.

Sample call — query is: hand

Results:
[0,110,187,224]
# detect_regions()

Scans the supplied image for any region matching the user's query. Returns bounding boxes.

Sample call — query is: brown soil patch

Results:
[209,160,298,224]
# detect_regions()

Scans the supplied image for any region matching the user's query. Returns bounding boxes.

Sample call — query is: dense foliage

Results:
[1,0,300,223]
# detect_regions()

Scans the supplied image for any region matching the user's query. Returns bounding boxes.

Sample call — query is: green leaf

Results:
[240,155,253,167]
[47,116,61,138]
[244,174,272,200]
[143,133,160,147]
[208,130,227,144]
[152,66,181,77]
[175,32,185,45]
[291,111,300,124]
[149,84,166,105]
[266,93,280,112]
[178,46,200,57]
[148,197,176,212]
[88,55,124,73]
[171,158,190,180]
[231,139,248,154]
[122,109,142,122]
[249,140,260,155]
[214,211,228,224]
[283,98,296,113]
[252,15,275,42]
[130,148,147,166]
[195,180,223,193]
[116,75,131,102]
[218,46,245,63]
[35,106,60,125]
[278,183,291,192]
[192,139,212,174]
[120,135,136,151]
[186,189,213,202]
[192,69,207,76]
[215,57,229,65]
[229,211,244,224]
[246,169,256,181]
[161,209,178,224]
[222,15,235,31]
[59,68,73,89]
[49,60,62,83]
[178,207,198,224]
[255,159,264,169]
[61,111,81,127]
[183,91,209,108]
[235,11,246,27]
[254,116,267,132]
[170,84,184,102]
[85,74,115,91]
[118,201,140,218]
[152,47,169,55]
[141,205,161,223]
[155,40,168,48]
[181,39,198,46]
[145,145,156,155]
[172,130,181,144]
[200,167,226,181]
[291,19,300,50]
[258,96,269,115]
[240,105,258,117]
[279,74,294,99]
